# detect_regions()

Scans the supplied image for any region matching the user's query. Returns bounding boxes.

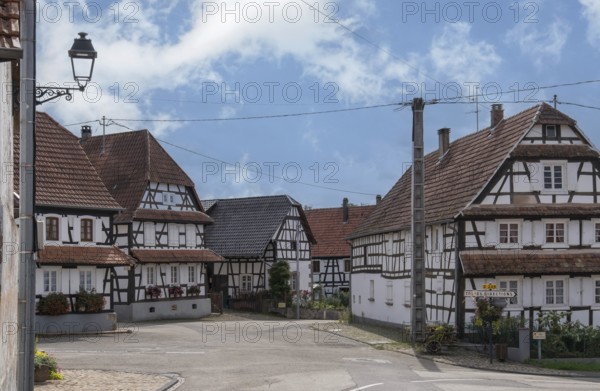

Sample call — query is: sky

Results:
[36,0,600,209]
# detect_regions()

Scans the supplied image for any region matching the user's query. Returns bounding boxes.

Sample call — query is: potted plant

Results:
[187,284,201,296]
[145,285,162,300]
[168,284,184,298]
[36,292,69,316]
[75,289,106,313]
[34,350,63,382]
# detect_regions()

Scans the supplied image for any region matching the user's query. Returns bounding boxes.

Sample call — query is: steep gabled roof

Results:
[351,103,575,238]
[14,112,122,211]
[81,130,205,215]
[204,195,315,258]
[305,205,374,258]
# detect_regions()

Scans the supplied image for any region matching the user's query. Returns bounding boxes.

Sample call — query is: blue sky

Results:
[36,0,600,208]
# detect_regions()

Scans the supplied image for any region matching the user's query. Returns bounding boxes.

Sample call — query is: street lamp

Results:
[36,32,97,105]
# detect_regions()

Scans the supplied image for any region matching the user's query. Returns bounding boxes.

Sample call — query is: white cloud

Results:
[505,19,570,68]
[580,0,600,48]
[429,23,502,83]
[36,0,416,130]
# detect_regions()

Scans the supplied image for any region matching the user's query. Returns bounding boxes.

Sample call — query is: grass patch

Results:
[526,359,600,372]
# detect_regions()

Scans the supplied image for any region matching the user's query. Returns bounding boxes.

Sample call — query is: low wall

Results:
[114,297,211,322]
[35,312,117,335]
[272,307,342,320]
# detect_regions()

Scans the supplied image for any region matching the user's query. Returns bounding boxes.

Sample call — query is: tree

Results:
[269,261,291,301]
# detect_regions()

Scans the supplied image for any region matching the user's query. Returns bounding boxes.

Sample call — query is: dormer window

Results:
[163,192,176,206]
[543,124,558,139]
[46,217,59,241]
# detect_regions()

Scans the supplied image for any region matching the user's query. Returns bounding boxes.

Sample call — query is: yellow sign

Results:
[482,283,497,290]
[277,302,286,309]
[533,332,546,340]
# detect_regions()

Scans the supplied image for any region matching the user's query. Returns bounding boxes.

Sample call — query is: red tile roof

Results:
[14,112,122,210]
[350,104,577,238]
[0,0,21,59]
[460,249,600,276]
[38,245,135,266]
[81,130,208,220]
[114,209,213,224]
[131,249,224,264]
[305,205,374,258]
[461,204,600,219]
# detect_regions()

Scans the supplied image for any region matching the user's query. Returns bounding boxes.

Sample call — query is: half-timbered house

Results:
[305,198,374,297]
[81,129,223,319]
[349,103,600,330]
[203,195,315,301]
[18,113,135,311]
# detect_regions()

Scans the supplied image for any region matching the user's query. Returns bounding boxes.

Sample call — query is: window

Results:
[386,281,393,305]
[46,217,59,241]
[79,269,93,291]
[186,225,197,247]
[344,259,351,272]
[595,281,600,305]
[290,241,297,251]
[545,279,565,305]
[188,266,196,283]
[81,219,94,242]
[241,274,252,293]
[499,223,519,244]
[595,223,600,243]
[499,280,519,305]
[545,222,566,244]
[163,192,176,206]
[144,222,155,246]
[369,280,374,301]
[290,272,297,291]
[43,270,57,292]
[312,261,320,273]
[168,224,179,247]
[543,124,558,139]
[170,266,179,284]
[147,266,155,285]
[543,164,564,190]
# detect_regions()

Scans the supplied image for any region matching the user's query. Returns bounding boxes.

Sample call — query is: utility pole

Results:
[411,98,426,343]
[295,222,301,320]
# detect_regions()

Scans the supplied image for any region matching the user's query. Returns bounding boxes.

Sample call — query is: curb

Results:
[156,373,184,391]
[37,328,133,338]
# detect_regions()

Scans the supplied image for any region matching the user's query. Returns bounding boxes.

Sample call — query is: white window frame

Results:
[241,274,252,293]
[168,224,179,247]
[543,277,568,308]
[541,161,567,193]
[499,278,521,307]
[595,280,600,305]
[144,222,156,246]
[544,124,557,139]
[188,265,196,284]
[170,265,179,284]
[43,269,59,293]
[594,222,600,245]
[146,266,155,285]
[498,221,521,247]
[163,192,176,206]
[385,280,393,305]
[78,268,94,292]
[543,220,568,248]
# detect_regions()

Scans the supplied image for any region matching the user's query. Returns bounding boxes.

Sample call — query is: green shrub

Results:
[269,261,291,301]
[75,289,105,313]
[37,293,69,316]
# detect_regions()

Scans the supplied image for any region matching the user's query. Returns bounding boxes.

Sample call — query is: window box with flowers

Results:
[187,284,201,296]
[168,284,184,298]
[36,292,70,316]
[75,289,106,313]
[146,285,162,300]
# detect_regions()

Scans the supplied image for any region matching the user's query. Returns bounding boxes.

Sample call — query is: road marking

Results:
[342,358,391,364]
[411,378,484,383]
[348,383,384,390]
[165,351,205,354]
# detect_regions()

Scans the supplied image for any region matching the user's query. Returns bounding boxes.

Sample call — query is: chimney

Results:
[81,125,92,140]
[342,197,349,223]
[376,195,382,205]
[438,128,450,158]
[491,104,504,128]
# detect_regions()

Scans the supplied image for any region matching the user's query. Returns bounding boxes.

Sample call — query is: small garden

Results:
[35,348,63,382]
[532,311,600,358]
[36,289,106,315]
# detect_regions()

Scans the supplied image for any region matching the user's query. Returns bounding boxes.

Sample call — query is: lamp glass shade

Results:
[68,32,97,89]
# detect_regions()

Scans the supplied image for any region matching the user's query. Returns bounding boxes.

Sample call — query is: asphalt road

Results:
[38,318,600,391]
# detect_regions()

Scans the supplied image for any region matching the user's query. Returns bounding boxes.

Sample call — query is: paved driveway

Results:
[38,314,600,391]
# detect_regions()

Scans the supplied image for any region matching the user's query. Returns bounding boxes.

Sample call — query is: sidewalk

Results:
[34,370,179,391]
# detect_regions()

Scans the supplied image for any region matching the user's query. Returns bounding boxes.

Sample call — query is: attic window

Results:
[543,124,559,139]
[162,192,176,206]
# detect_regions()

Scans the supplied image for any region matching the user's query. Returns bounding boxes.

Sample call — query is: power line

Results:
[155,137,380,197]
[109,103,403,123]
